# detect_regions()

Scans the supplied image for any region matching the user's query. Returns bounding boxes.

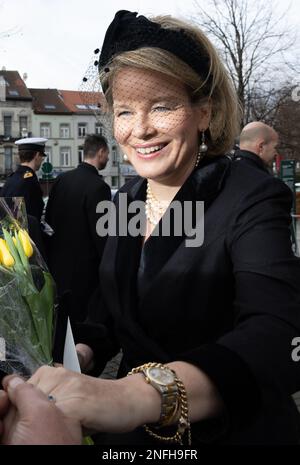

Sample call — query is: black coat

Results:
[1,165,44,222]
[234,148,271,174]
[45,163,111,323]
[78,155,300,445]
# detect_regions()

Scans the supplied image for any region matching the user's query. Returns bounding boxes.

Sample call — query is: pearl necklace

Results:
[145,182,169,226]
[145,148,205,226]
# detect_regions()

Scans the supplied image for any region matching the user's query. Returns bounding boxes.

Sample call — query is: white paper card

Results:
[63,317,81,373]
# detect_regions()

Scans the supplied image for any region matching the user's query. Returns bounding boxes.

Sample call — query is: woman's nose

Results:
[131,113,156,139]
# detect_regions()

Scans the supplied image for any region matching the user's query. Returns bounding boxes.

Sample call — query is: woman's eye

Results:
[153,106,171,112]
[116,110,131,117]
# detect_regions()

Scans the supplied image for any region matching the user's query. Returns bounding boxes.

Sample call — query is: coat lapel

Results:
[139,156,231,293]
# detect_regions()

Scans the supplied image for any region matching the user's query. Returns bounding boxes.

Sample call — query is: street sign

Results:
[280,160,296,212]
[41,161,54,180]
[42,161,53,174]
[279,159,297,253]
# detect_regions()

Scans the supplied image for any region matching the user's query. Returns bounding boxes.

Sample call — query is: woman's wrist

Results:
[117,373,162,428]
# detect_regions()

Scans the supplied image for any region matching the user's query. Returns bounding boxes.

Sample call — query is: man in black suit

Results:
[45,134,111,323]
[234,121,278,173]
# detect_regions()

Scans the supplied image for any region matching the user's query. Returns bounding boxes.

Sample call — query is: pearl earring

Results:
[199,130,208,153]
[195,131,208,168]
[123,153,128,162]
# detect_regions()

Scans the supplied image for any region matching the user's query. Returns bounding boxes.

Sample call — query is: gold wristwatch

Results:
[128,362,191,444]
[141,363,179,426]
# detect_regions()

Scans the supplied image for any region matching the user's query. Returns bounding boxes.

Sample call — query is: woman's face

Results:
[112,67,210,184]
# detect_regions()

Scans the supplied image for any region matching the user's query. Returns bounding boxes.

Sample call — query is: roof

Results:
[59,90,106,115]
[29,88,72,114]
[0,70,32,100]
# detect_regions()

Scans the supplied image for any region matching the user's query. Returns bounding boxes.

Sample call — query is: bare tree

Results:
[0,2,21,50]
[272,87,300,161]
[0,27,20,40]
[192,0,298,126]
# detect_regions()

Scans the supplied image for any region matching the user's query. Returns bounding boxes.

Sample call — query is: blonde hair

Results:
[99,15,241,156]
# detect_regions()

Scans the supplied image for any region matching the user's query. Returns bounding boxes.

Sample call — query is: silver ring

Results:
[48,394,56,402]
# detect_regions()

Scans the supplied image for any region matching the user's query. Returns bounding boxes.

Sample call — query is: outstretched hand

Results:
[1,376,82,445]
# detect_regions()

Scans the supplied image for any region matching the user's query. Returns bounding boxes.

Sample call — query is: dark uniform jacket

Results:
[77,155,300,445]
[1,165,44,222]
[45,162,111,323]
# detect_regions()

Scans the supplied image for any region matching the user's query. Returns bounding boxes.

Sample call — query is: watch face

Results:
[147,367,175,385]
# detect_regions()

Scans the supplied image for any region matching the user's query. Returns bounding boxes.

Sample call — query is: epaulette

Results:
[24,172,33,179]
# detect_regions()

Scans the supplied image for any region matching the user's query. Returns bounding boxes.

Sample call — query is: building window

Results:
[112,146,118,167]
[40,123,51,138]
[111,176,119,188]
[44,146,52,163]
[19,116,28,137]
[4,115,12,137]
[60,124,70,138]
[4,146,13,173]
[60,147,71,167]
[78,147,84,163]
[8,90,19,96]
[78,123,87,138]
[95,123,103,135]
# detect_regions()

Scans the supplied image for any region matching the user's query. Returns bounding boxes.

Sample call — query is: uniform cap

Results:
[15,137,48,155]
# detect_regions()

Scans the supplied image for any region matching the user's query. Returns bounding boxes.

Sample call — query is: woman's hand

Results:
[29,366,160,434]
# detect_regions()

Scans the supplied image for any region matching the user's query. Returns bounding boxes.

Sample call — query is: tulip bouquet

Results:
[0,198,56,376]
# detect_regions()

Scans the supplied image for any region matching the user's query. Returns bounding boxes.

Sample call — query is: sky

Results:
[0,0,299,90]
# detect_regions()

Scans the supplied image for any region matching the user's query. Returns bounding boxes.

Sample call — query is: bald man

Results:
[235,122,279,173]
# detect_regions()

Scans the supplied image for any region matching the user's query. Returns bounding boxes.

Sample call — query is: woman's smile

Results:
[134,142,169,159]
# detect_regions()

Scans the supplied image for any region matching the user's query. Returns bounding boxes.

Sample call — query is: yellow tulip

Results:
[18,229,33,258]
[12,237,17,246]
[0,238,15,267]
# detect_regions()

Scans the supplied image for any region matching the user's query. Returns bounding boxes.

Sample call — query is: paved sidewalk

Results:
[293,392,300,411]
[100,352,122,379]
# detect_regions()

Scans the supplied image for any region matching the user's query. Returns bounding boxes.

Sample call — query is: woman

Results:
[28,11,300,445]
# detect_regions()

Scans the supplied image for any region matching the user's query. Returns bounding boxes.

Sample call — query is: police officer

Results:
[1,137,47,222]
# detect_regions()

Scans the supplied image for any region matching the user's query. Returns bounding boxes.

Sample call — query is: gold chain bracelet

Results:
[128,363,191,445]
